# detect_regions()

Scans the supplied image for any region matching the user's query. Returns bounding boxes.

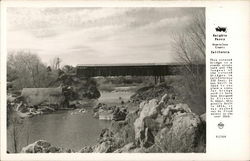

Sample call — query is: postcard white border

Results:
[1,0,250,160]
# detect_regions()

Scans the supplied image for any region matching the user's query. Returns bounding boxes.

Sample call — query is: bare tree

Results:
[7,50,58,89]
[50,57,62,70]
[8,109,22,153]
[172,10,205,69]
[171,10,206,113]
[8,102,31,153]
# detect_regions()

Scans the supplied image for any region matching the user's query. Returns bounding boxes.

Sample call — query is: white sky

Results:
[7,7,204,66]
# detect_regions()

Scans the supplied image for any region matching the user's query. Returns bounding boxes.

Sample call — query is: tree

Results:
[7,102,31,153]
[171,10,206,113]
[50,57,62,70]
[7,50,57,89]
[172,10,205,66]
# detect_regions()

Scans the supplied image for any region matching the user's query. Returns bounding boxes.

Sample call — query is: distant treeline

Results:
[7,51,75,92]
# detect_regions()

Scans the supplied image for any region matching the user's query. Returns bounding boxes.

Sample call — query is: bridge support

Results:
[154,76,165,84]
[160,76,165,83]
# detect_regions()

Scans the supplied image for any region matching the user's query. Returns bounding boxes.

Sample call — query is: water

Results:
[99,90,134,105]
[7,90,134,152]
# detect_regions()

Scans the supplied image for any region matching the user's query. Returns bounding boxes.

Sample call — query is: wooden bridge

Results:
[76,63,205,83]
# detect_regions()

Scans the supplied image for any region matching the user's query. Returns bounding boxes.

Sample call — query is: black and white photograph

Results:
[6,7,206,153]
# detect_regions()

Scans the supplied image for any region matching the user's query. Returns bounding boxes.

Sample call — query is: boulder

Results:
[93,112,99,118]
[130,84,176,103]
[130,148,145,153]
[113,142,136,153]
[161,105,173,116]
[139,127,155,148]
[125,110,140,125]
[112,107,128,121]
[161,103,192,117]
[200,113,206,122]
[98,128,114,144]
[175,103,192,113]
[154,112,204,152]
[93,141,116,153]
[48,146,61,153]
[21,140,51,153]
[134,99,158,141]
[109,111,140,149]
[79,146,93,153]
[61,148,75,153]
[21,140,74,153]
[139,99,159,118]
[94,104,128,121]
[98,110,113,120]
[134,98,165,146]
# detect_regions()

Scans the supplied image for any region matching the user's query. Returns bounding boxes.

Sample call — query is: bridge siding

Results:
[76,64,205,78]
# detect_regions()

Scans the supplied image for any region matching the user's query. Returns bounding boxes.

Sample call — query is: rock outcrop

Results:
[21,93,206,153]
[130,83,176,103]
[21,140,74,153]
[93,103,128,121]
[113,142,136,153]
[78,146,93,153]
[132,94,206,152]
[153,113,203,152]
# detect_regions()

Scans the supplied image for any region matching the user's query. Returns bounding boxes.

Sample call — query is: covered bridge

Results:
[76,63,205,82]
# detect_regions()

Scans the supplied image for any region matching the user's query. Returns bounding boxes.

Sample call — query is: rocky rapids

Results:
[21,93,206,153]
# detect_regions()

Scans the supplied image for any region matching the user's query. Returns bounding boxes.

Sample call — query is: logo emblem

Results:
[215,26,227,33]
[218,122,224,129]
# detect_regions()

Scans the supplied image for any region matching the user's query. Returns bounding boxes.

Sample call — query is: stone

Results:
[130,148,145,153]
[79,146,93,153]
[93,141,113,153]
[98,110,113,120]
[134,99,159,141]
[140,127,154,148]
[109,111,139,149]
[200,113,206,122]
[21,140,51,153]
[36,140,51,148]
[144,144,162,153]
[175,103,192,113]
[64,148,75,153]
[134,97,166,147]
[161,105,173,116]
[112,107,128,121]
[113,142,136,153]
[143,116,161,136]
[160,94,168,103]
[93,112,99,118]
[21,140,75,153]
[48,146,61,153]
[125,110,139,125]
[140,99,159,117]
[112,123,135,149]
[154,112,205,152]
[161,104,192,118]
[110,121,127,133]
[139,101,147,109]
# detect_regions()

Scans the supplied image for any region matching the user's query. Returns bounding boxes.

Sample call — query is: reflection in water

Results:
[8,110,110,152]
[7,91,134,152]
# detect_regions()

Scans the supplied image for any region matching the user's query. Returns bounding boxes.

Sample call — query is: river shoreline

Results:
[7,90,135,153]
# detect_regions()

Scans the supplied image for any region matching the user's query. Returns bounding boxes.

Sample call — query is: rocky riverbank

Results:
[7,99,88,119]
[21,93,206,153]
[93,103,128,121]
[7,76,101,119]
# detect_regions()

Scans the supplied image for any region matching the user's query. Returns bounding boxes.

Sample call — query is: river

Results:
[7,90,134,153]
